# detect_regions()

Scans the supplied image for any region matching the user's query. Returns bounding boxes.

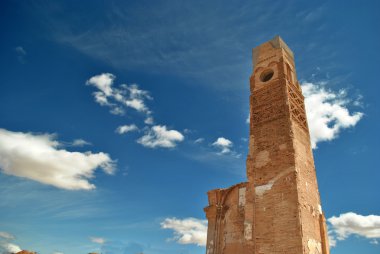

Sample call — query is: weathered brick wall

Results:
[205,183,248,254]
[249,40,304,254]
[204,36,329,254]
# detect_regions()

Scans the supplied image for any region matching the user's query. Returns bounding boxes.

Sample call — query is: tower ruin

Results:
[204,36,330,254]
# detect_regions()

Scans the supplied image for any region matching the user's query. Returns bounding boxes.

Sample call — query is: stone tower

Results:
[204,36,330,254]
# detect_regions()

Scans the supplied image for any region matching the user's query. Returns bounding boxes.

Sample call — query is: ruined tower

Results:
[204,36,330,254]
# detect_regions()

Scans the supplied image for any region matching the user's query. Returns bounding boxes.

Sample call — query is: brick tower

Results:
[204,36,329,254]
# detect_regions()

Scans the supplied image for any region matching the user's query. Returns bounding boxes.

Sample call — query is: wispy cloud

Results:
[179,136,245,175]
[161,217,207,246]
[0,128,115,190]
[0,231,24,254]
[328,212,380,246]
[212,137,233,154]
[87,73,184,149]
[328,229,337,247]
[0,232,14,240]
[194,138,204,144]
[302,82,363,148]
[1,242,22,253]
[71,139,92,147]
[144,116,154,125]
[0,176,112,221]
[301,5,326,23]
[14,46,27,63]
[90,236,106,244]
[137,125,184,148]
[34,1,306,90]
[86,73,152,116]
[116,124,138,135]
[100,241,144,254]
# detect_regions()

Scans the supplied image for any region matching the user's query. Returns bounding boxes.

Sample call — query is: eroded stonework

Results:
[204,36,330,254]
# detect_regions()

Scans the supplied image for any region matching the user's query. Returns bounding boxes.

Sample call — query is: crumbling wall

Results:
[204,183,248,254]
[204,36,330,254]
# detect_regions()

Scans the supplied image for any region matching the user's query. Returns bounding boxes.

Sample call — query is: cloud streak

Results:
[0,232,14,240]
[37,1,299,90]
[0,128,115,190]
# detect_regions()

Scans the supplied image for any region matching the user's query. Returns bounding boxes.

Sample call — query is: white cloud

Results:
[328,230,337,247]
[137,125,184,148]
[93,91,111,106]
[144,117,154,125]
[116,124,138,134]
[52,252,64,254]
[0,232,14,240]
[212,137,233,154]
[86,73,152,116]
[124,98,148,112]
[121,84,152,113]
[87,74,185,151]
[302,82,363,148]
[328,212,380,245]
[71,139,92,147]
[90,236,106,244]
[86,73,115,96]
[1,243,22,253]
[0,128,115,190]
[161,217,207,246]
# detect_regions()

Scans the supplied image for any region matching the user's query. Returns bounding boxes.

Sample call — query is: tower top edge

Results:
[252,35,294,66]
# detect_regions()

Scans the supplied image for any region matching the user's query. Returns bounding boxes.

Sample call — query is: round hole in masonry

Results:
[260,69,274,82]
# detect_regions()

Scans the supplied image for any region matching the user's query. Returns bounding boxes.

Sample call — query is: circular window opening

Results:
[260,69,274,82]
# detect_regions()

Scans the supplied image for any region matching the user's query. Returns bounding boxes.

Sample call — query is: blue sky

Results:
[0,0,379,253]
